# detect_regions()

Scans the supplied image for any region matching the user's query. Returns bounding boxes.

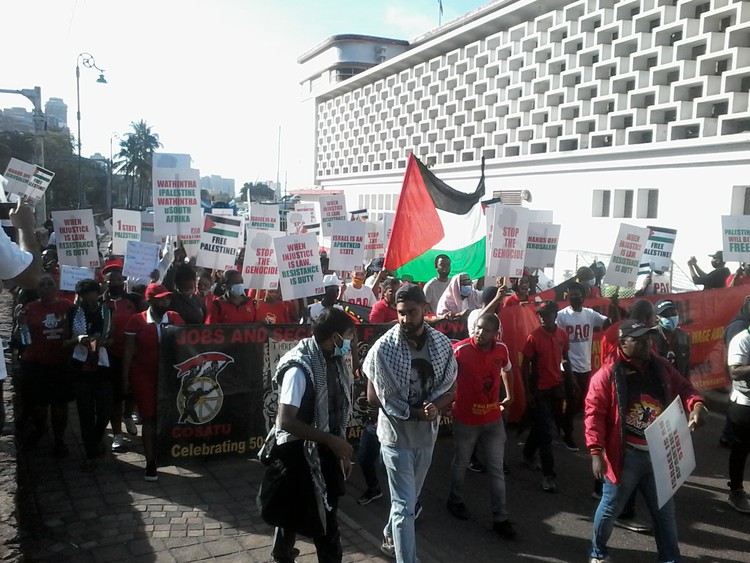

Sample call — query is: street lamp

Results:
[110,132,120,210]
[76,52,107,209]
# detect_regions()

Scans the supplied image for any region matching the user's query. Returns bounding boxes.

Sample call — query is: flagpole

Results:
[438,1,443,25]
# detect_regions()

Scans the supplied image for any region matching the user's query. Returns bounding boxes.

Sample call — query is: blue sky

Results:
[2,1,488,192]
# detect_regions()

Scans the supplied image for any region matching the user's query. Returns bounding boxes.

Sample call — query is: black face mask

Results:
[108,285,124,297]
[151,306,170,319]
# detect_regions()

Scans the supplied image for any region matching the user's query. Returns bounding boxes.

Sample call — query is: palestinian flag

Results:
[204,214,242,239]
[384,154,486,282]
[350,209,369,221]
[639,226,677,275]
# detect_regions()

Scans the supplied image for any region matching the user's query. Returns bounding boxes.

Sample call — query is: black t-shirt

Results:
[623,361,666,448]
[694,266,730,289]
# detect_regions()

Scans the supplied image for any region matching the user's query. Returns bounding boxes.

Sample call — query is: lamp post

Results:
[76,52,107,209]
[110,132,120,211]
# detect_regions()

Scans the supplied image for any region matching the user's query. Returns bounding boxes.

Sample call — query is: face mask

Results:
[334,334,352,357]
[586,278,596,286]
[460,286,472,297]
[229,283,246,296]
[660,315,679,331]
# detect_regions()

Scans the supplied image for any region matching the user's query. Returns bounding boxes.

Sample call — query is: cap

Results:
[709,250,724,260]
[655,299,677,316]
[322,273,341,288]
[102,258,124,274]
[370,257,385,271]
[537,300,558,315]
[395,283,426,304]
[618,319,657,339]
[145,283,173,300]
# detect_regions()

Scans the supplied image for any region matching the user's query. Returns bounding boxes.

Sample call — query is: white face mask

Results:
[229,283,246,296]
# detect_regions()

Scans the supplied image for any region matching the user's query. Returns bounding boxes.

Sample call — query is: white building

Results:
[300,0,750,283]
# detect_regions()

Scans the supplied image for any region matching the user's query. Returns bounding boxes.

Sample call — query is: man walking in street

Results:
[364,284,456,563]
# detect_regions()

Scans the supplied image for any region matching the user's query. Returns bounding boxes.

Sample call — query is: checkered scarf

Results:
[363,323,457,420]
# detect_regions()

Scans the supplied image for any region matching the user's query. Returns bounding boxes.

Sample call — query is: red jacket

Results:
[584,348,703,484]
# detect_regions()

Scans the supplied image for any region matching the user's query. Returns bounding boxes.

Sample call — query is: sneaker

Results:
[493,519,517,540]
[123,416,138,436]
[357,487,383,506]
[380,535,395,558]
[415,500,423,520]
[542,475,557,493]
[446,501,470,520]
[523,455,541,471]
[563,436,579,452]
[614,517,651,533]
[728,489,750,514]
[111,434,125,451]
[144,464,159,482]
[468,459,487,473]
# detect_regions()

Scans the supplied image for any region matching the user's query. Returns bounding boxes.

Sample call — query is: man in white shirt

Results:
[423,254,451,315]
[306,274,344,321]
[341,270,377,307]
[0,201,41,289]
[555,282,613,451]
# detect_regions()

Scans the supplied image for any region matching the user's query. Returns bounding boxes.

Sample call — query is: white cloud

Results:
[383,5,437,39]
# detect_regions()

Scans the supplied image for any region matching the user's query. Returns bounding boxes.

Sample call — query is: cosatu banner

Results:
[51,209,100,268]
[274,232,324,300]
[605,223,650,288]
[196,214,243,271]
[525,223,561,269]
[111,209,141,255]
[243,229,283,289]
[248,203,280,231]
[364,221,385,260]
[487,205,529,277]
[152,167,202,257]
[329,220,366,271]
[721,215,750,262]
[319,195,347,235]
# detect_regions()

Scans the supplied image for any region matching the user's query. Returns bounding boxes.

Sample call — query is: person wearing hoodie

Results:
[436,273,481,317]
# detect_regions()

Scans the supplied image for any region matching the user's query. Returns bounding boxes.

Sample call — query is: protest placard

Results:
[319,195,347,235]
[364,221,384,260]
[644,397,696,509]
[196,214,243,271]
[59,265,95,292]
[294,203,317,224]
[329,221,366,271]
[525,223,561,269]
[152,167,202,256]
[243,229,284,289]
[641,226,678,273]
[51,209,100,268]
[141,211,156,244]
[486,206,529,278]
[606,224,650,288]
[274,232,324,300]
[286,212,305,234]
[211,208,234,217]
[383,212,395,252]
[112,209,142,255]
[721,215,750,262]
[3,158,35,198]
[248,204,280,231]
[123,241,161,280]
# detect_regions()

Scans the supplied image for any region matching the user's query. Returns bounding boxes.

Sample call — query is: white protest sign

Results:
[329,221,366,272]
[211,207,234,217]
[152,167,202,255]
[248,204,280,231]
[141,211,156,244]
[383,212,395,253]
[274,232,324,300]
[644,397,696,509]
[2,158,35,197]
[606,224,650,288]
[286,212,305,234]
[24,165,55,202]
[487,206,529,278]
[52,209,100,268]
[243,229,284,289]
[59,265,95,292]
[122,241,161,279]
[196,214,243,271]
[722,215,750,262]
[112,209,142,255]
[525,223,561,269]
[485,203,500,268]
[294,203,317,224]
[642,226,678,273]
[364,220,384,260]
[319,195,347,235]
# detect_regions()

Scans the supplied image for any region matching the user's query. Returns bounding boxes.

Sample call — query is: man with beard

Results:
[423,254,451,316]
[364,284,456,562]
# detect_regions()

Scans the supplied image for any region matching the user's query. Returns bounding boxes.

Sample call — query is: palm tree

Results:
[114,120,162,209]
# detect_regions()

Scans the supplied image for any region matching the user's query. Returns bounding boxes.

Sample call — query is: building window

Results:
[636,189,659,218]
[592,189,611,217]
[613,189,634,218]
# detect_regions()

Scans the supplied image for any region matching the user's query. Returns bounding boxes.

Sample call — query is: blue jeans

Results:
[358,422,381,490]
[591,448,680,562]
[449,418,508,522]
[381,443,435,563]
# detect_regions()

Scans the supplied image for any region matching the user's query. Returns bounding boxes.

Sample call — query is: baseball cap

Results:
[537,300,558,315]
[618,319,657,339]
[395,283,426,304]
[655,299,677,316]
[145,283,173,300]
[323,273,341,288]
[370,257,385,271]
[102,258,124,274]
[709,250,724,260]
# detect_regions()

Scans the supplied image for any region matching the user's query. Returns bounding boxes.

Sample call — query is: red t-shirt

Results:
[523,326,569,390]
[452,337,512,425]
[205,297,257,324]
[503,294,522,307]
[725,274,750,287]
[103,296,139,357]
[369,299,398,323]
[256,300,292,324]
[20,299,73,365]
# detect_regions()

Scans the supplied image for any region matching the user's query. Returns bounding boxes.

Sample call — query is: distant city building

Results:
[0,106,34,133]
[261,180,282,199]
[200,175,235,197]
[45,97,68,130]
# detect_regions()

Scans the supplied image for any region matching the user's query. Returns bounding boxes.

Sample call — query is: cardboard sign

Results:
[51,209,99,268]
[122,241,161,279]
[243,229,283,289]
[644,397,696,509]
[274,232,324,300]
[152,168,202,254]
[329,221,366,271]
[112,209,142,256]
[487,205,529,278]
[606,224,650,288]
[196,214,243,271]
[641,226,677,273]
[364,220,384,260]
[525,223,561,269]
[722,215,750,262]
[59,265,95,292]
[248,204,280,231]
[294,203,317,224]
[319,195,347,235]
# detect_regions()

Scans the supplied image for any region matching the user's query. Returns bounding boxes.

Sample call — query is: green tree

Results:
[0,131,35,169]
[115,120,162,209]
[240,182,275,203]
